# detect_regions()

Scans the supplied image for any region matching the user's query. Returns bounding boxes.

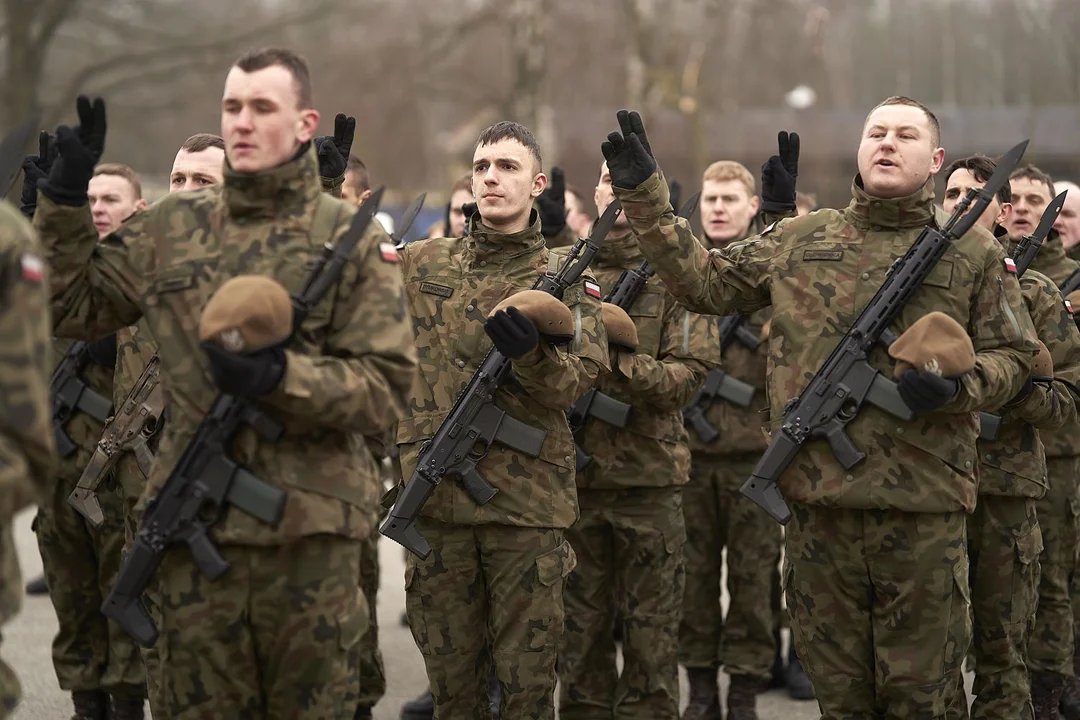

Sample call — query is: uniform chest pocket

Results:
[274,256,334,329]
[924,260,954,289]
[628,290,663,319]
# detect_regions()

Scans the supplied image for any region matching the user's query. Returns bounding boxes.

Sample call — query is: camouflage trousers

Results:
[405,517,576,720]
[34,469,143,694]
[0,526,22,719]
[559,487,686,719]
[355,524,386,708]
[1028,455,1080,676]
[785,504,970,719]
[679,454,781,679]
[144,534,365,720]
[967,494,1041,720]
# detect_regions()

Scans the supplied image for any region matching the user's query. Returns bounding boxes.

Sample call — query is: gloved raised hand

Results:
[484,307,539,358]
[20,130,57,218]
[536,166,567,238]
[201,343,287,399]
[38,96,107,206]
[315,112,355,180]
[600,109,657,190]
[897,369,957,414]
[760,131,799,214]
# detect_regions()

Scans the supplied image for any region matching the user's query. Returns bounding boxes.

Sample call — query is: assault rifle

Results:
[103,189,386,646]
[681,315,763,444]
[52,341,114,458]
[741,140,1029,524]
[380,200,623,559]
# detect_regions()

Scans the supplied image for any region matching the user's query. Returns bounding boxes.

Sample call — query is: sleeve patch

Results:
[379,242,400,263]
[20,254,43,283]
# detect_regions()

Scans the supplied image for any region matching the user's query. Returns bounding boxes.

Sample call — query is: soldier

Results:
[795,191,818,217]
[394,120,608,719]
[32,46,417,720]
[602,98,1038,718]
[943,154,1080,718]
[0,199,59,719]
[565,184,594,238]
[342,155,373,207]
[1051,180,1080,259]
[999,164,1080,715]
[167,132,225,192]
[557,160,717,719]
[677,159,789,720]
[22,157,148,720]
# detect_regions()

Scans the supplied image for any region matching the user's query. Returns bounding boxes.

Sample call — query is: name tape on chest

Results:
[802,249,844,262]
[419,282,454,299]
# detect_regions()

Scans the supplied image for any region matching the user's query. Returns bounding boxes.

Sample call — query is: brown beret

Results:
[889,311,975,379]
[199,275,294,353]
[601,303,639,352]
[490,290,575,341]
[1032,340,1054,379]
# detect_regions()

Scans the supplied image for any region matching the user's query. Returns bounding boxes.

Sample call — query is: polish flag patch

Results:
[584,280,602,298]
[1004,257,1017,274]
[1067,299,1075,315]
[379,242,399,263]
[20,254,43,283]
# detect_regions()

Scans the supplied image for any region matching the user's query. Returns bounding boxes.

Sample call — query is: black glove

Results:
[760,131,799,214]
[201,343,286,399]
[536,166,567,238]
[38,96,107,206]
[668,179,683,215]
[600,109,657,190]
[315,112,355,180]
[20,131,56,219]
[897,369,958,413]
[484,307,539,358]
[85,334,118,369]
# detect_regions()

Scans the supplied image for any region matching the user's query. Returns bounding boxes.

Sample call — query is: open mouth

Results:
[875,158,897,169]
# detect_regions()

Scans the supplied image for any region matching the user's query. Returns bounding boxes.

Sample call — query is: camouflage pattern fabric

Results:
[966,495,1041,719]
[544,224,578,250]
[356,523,386,708]
[784,504,970,718]
[405,517,575,720]
[558,487,685,719]
[0,202,58,717]
[34,145,417,547]
[680,454,781,679]
[147,534,365,719]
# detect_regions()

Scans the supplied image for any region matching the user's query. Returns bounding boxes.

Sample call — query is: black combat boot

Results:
[70,690,108,720]
[25,574,48,595]
[1061,650,1080,720]
[726,674,760,720]
[1032,671,1067,720]
[400,690,434,720]
[785,645,814,700]
[683,666,722,720]
[108,692,145,720]
[764,627,784,691]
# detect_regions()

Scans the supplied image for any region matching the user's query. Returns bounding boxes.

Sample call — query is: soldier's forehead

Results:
[222,65,296,103]
[473,139,530,164]
[864,104,931,131]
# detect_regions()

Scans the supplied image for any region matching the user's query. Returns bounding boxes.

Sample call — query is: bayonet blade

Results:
[392,192,427,247]
[1033,190,1067,244]
[589,199,622,249]
[677,190,701,220]
[0,116,41,199]
[952,140,1028,238]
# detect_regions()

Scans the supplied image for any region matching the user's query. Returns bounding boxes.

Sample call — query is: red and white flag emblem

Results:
[21,254,43,283]
[379,242,399,263]
[1004,257,1017,274]
[584,280,602,298]
[1067,299,1075,315]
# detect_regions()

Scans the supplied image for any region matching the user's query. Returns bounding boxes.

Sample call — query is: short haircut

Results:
[233,47,313,109]
[944,154,1011,205]
[866,96,941,149]
[450,174,472,196]
[795,191,818,212]
[93,163,142,200]
[181,133,225,154]
[475,121,543,174]
[1010,164,1055,198]
[346,155,370,194]
[702,160,756,198]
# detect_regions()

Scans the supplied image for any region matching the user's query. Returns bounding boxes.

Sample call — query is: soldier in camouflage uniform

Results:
[678,160,786,720]
[943,155,1080,719]
[604,99,1039,719]
[393,121,608,719]
[33,47,417,719]
[556,160,717,719]
[0,200,58,718]
[21,156,148,720]
[1000,165,1080,715]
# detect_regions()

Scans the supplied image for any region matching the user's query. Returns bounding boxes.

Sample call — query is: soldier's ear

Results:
[532,171,548,199]
[749,194,761,214]
[929,146,946,175]
[996,202,1014,227]
[297,108,320,144]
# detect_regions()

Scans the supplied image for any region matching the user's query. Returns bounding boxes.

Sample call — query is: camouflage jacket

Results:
[544,224,578,250]
[690,230,771,458]
[576,231,717,489]
[977,269,1080,497]
[396,212,609,528]
[34,146,418,545]
[614,172,1038,514]
[1020,232,1080,458]
[0,204,55,521]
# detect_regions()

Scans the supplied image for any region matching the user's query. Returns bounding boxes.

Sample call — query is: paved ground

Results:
[6,505,968,719]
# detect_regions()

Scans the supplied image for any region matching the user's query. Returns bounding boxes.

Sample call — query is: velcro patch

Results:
[379,242,399,263]
[20,254,43,283]
[419,282,454,298]
[803,249,844,262]
[584,280,602,299]
[1004,257,1017,274]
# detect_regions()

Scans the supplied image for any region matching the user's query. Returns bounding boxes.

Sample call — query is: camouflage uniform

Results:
[1021,234,1080,685]
[679,225,781,689]
[558,231,717,719]
[613,173,1038,719]
[34,146,418,720]
[0,202,57,718]
[544,224,578,250]
[396,212,608,719]
[967,262,1080,719]
[35,337,145,703]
